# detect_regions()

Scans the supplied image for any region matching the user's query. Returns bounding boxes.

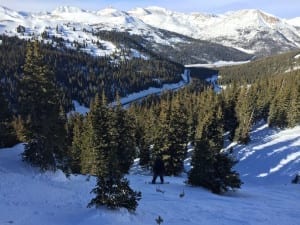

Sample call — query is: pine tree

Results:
[166,95,189,175]
[268,81,289,128]
[87,93,141,212]
[188,91,242,194]
[287,83,300,127]
[80,93,109,175]
[0,85,16,147]
[19,41,67,171]
[149,94,189,175]
[139,106,159,167]
[212,152,242,193]
[113,101,136,174]
[88,177,141,211]
[68,113,84,173]
[79,113,95,174]
[234,86,254,144]
[222,82,239,141]
[188,138,216,190]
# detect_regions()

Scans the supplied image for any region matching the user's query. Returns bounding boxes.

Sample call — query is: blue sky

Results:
[0,0,299,18]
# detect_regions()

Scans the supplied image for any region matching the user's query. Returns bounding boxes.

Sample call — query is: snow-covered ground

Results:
[0,123,299,225]
[185,60,250,68]
[117,69,190,106]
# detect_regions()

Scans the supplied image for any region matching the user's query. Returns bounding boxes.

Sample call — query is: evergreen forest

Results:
[0,35,299,211]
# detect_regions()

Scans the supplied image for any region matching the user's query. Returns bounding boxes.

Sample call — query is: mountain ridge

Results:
[0,5,299,61]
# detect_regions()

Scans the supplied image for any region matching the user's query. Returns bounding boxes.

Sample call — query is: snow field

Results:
[0,123,300,225]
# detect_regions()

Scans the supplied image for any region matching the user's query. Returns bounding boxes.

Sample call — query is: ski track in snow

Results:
[232,123,300,184]
[1,123,300,225]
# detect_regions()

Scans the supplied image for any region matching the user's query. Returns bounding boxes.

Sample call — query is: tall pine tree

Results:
[19,41,67,171]
[0,85,16,147]
[87,93,141,212]
[188,91,242,194]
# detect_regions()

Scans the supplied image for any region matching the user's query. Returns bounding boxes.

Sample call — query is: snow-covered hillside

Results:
[288,17,300,27]
[0,5,300,58]
[0,123,299,225]
[129,7,300,55]
[0,5,186,58]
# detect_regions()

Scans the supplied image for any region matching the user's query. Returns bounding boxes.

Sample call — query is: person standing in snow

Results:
[152,156,165,184]
[292,173,300,184]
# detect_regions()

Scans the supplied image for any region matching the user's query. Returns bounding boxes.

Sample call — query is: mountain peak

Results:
[96,7,125,17]
[0,5,25,19]
[228,9,280,24]
[52,6,85,14]
[128,7,151,16]
[288,17,300,27]
[145,6,173,15]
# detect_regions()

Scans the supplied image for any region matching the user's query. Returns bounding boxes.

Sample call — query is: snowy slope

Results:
[0,124,299,225]
[0,5,300,59]
[229,123,300,185]
[129,7,300,55]
[288,17,300,27]
[0,5,188,58]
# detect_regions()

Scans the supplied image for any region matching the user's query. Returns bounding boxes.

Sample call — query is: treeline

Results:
[218,50,300,84]
[127,66,299,192]
[0,41,141,211]
[0,35,183,108]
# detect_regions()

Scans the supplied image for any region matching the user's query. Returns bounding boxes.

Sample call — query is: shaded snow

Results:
[229,123,300,184]
[111,69,190,107]
[1,123,300,225]
[185,60,250,68]
[71,100,89,115]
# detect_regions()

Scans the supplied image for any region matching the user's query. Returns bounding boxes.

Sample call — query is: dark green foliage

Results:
[67,113,85,173]
[16,25,26,33]
[212,152,242,193]
[188,90,242,194]
[221,83,239,141]
[20,41,67,171]
[0,35,183,110]
[188,139,215,189]
[88,177,141,212]
[81,93,140,211]
[234,87,254,144]
[268,72,300,128]
[94,30,251,65]
[24,137,56,170]
[148,93,189,175]
[0,85,17,147]
[112,102,136,174]
[218,50,300,85]
[287,83,300,127]
[80,94,109,175]
[164,96,189,175]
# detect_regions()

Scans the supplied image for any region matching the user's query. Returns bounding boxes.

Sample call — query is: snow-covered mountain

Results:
[0,123,299,225]
[288,17,300,26]
[0,5,300,61]
[0,5,185,58]
[129,7,300,56]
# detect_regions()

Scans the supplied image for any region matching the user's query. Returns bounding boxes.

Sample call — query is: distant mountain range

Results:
[1,5,299,63]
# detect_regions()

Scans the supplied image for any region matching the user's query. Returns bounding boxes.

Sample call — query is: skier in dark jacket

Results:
[292,173,300,184]
[152,156,165,184]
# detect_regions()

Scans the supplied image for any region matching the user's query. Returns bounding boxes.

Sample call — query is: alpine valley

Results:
[0,4,300,225]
